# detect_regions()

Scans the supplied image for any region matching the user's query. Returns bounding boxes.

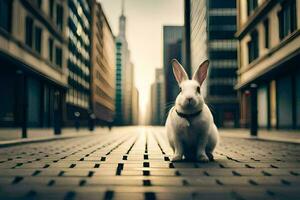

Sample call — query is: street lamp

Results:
[74,111,80,131]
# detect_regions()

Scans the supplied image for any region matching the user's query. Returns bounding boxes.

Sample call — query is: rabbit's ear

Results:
[192,60,209,86]
[172,59,188,84]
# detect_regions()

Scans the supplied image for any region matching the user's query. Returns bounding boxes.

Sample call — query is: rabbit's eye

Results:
[179,87,182,92]
[196,86,200,93]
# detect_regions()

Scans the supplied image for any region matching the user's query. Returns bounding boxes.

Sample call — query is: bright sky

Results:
[99,0,183,124]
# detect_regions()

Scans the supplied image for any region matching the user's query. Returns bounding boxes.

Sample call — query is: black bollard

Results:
[89,113,96,131]
[250,84,258,136]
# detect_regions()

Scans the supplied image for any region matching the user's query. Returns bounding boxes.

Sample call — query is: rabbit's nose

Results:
[187,98,193,102]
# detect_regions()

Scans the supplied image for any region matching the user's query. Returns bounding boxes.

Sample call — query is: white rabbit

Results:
[165,59,219,162]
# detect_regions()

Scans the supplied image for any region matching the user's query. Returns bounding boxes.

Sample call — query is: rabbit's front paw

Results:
[171,154,183,162]
[198,154,209,163]
[206,152,214,161]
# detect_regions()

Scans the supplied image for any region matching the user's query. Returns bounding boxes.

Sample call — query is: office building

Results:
[186,0,239,127]
[0,0,68,127]
[90,0,115,124]
[236,0,300,129]
[65,0,91,125]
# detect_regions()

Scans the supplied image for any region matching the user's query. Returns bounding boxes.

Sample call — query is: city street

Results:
[0,127,300,200]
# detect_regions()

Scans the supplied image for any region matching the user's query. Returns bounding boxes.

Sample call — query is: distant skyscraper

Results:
[150,68,165,125]
[186,0,239,128]
[66,0,92,125]
[163,26,184,114]
[115,1,135,125]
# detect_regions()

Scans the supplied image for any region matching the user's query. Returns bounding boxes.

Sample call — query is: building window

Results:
[0,0,12,32]
[248,30,259,63]
[55,47,62,67]
[278,0,297,40]
[247,0,258,16]
[25,16,34,47]
[35,27,42,53]
[49,0,54,18]
[263,19,269,48]
[48,38,54,62]
[56,4,63,31]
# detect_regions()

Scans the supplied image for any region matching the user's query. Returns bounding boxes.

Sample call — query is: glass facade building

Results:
[188,0,239,128]
[66,0,91,124]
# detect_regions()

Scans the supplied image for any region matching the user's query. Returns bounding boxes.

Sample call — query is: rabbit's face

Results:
[171,59,209,114]
[176,80,204,113]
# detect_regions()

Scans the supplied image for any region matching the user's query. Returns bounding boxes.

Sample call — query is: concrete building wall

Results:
[236,0,300,129]
[90,1,115,124]
[0,0,68,127]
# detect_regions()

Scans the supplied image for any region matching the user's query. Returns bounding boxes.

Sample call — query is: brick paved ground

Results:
[0,127,299,200]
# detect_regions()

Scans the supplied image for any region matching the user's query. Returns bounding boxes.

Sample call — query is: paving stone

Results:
[0,127,300,199]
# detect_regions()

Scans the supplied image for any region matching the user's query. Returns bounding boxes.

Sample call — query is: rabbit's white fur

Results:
[165,59,219,162]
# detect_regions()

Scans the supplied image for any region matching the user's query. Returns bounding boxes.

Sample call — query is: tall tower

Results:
[118,0,126,38]
[114,0,134,125]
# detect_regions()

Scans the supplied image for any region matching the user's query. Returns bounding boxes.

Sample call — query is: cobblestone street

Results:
[0,127,300,200]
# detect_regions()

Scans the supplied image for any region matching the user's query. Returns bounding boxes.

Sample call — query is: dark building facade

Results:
[65,0,92,125]
[163,26,184,114]
[185,0,239,128]
[0,0,68,128]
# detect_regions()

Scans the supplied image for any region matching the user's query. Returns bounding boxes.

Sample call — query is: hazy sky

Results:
[99,0,183,123]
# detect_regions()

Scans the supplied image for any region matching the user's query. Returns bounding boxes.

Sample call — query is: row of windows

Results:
[247,0,297,64]
[209,9,236,16]
[68,52,89,75]
[69,9,90,46]
[66,88,89,108]
[68,70,89,89]
[69,0,90,30]
[25,16,63,68]
[210,60,237,69]
[68,28,90,60]
[31,0,64,32]
[209,40,237,50]
[95,85,113,102]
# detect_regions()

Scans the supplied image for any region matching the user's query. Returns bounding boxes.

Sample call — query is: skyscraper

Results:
[115,1,135,125]
[163,26,184,114]
[90,0,115,125]
[66,0,92,125]
[186,0,239,128]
